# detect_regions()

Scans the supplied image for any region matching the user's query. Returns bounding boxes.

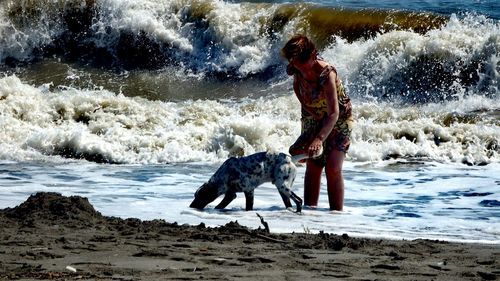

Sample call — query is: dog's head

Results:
[189,182,220,209]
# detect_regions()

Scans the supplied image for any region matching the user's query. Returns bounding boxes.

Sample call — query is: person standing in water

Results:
[281,34,353,211]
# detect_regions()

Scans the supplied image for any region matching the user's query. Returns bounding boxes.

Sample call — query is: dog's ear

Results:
[194,183,218,198]
[195,183,212,196]
[190,182,219,209]
[194,183,205,197]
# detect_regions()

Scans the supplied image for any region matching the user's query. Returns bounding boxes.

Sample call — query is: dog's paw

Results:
[286,207,302,214]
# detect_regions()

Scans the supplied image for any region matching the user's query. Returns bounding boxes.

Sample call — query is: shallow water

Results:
[1,160,498,244]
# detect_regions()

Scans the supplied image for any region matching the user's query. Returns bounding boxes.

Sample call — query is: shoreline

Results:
[1,192,498,280]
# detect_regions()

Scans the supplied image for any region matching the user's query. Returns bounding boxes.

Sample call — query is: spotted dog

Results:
[190,151,306,212]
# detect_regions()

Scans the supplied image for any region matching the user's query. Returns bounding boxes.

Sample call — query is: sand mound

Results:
[3,192,104,225]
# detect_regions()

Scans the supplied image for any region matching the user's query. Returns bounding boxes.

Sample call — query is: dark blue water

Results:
[234,0,500,19]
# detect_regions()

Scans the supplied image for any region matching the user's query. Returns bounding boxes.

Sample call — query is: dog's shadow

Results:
[185,206,338,218]
[198,205,304,215]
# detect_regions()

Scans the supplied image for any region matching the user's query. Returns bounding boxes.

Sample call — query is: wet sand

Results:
[0,192,498,280]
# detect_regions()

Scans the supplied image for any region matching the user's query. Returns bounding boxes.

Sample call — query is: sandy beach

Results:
[0,192,498,281]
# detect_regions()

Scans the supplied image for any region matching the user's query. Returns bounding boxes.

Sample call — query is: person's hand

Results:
[308,138,323,158]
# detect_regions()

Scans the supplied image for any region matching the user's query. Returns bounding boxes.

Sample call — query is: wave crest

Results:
[1,0,446,74]
[1,1,497,102]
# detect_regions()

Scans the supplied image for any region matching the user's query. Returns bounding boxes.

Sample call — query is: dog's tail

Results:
[290,145,323,164]
[289,147,323,164]
[291,153,309,163]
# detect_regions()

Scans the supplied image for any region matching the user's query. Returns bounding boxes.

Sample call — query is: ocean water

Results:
[0,0,499,243]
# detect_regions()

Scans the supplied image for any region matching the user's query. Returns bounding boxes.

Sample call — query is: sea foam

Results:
[1,75,498,165]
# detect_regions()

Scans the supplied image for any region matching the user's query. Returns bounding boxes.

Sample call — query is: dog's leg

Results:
[274,163,302,212]
[244,191,254,211]
[277,186,302,213]
[215,191,236,209]
[290,191,303,213]
[279,190,292,209]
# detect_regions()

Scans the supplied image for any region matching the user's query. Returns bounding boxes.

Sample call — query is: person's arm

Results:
[308,71,339,157]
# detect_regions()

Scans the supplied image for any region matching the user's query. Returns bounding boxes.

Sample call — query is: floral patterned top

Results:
[290,63,353,137]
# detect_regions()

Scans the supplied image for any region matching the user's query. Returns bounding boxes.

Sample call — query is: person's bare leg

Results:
[303,159,323,207]
[325,150,345,211]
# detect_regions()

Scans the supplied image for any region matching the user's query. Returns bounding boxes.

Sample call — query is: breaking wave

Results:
[1,0,498,102]
[0,0,446,73]
[0,75,498,165]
